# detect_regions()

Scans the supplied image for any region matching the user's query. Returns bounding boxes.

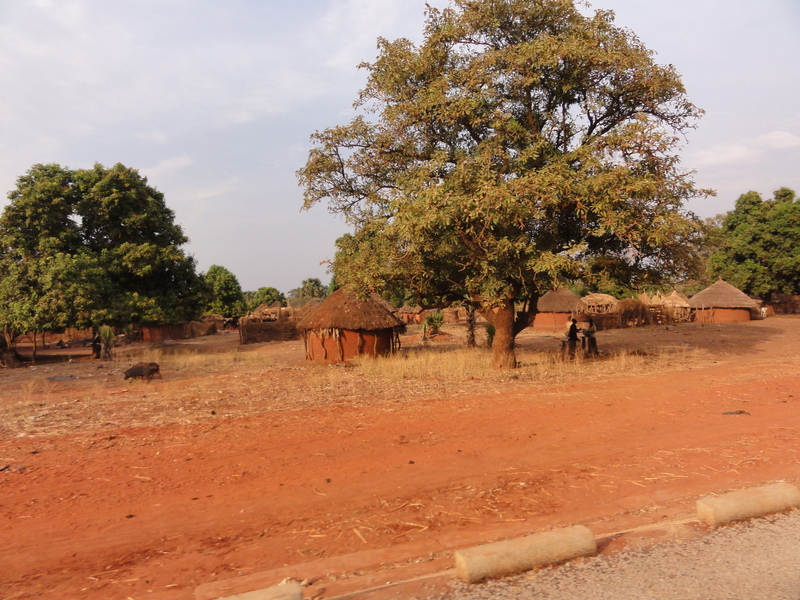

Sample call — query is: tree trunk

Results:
[0,327,22,368]
[465,305,476,348]
[32,332,38,363]
[482,299,517,369]
[480,296,539,369]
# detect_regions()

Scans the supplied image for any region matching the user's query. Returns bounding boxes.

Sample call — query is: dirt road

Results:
[2,318,800,599]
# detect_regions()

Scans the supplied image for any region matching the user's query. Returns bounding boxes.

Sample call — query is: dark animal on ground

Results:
[123,362,161,382]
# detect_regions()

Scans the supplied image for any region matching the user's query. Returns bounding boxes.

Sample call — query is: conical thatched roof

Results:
[688,280,759,309]
[297,288,404,331]
[662,290,690,308]
[538,288,586,313]
[399,304,423,314]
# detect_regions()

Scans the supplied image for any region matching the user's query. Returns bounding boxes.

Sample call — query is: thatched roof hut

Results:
[398,304,425,324]
[688,280,759,323]
[582,293,619,314]
[297,288,404,362]
[663,290,690,308]
[538,288,586,312]
[534,289,587,331]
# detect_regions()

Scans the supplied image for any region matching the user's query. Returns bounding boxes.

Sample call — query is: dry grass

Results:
[352,344,707,386]
[0,319,764,439]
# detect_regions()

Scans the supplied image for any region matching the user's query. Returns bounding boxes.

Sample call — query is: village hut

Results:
[398,304,425,325]
[582,293,619,314]
[533,288,587,331]
[661,290,692,323]
[688,280,760,323]
[297,288,405,363]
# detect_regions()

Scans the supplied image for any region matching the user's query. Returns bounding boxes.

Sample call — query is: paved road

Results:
[438,510,800,600]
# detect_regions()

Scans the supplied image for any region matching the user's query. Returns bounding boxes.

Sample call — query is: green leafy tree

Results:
[287,277,328,307]
[202,265,246,317]
[244,287,286,312]
[0,162,203,361]
[709,187,800,296]
[298,0,707,368]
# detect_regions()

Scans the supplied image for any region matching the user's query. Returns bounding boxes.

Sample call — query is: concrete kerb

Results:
[215,581,302,600]
[696,482,800,527]
[201,482,800,599]
[454,525,597,583]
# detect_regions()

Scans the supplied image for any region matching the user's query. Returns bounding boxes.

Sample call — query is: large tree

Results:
[287,277,328,308]
[708,187,800,296]
[298,0,707,368]
[202,265,246,317]
[0,162,203,357]
[244,286,286,312]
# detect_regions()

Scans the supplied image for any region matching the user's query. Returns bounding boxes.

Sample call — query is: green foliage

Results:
[0,163,203,342]
[98,324,116,361]
[298,0,707,367]
[244,287,286,312]
[421,309,444,337]
[485,324,496,348]
[287,277,328,308]
[708,187,800,296]
[202,265,246,317]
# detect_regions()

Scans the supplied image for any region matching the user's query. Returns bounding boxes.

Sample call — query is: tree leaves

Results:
[298,0,708,366]
[709,187,800,296]
[0,162,203,336]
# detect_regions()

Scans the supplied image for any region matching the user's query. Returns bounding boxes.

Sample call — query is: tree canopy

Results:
[298,0,707,367]
[202,265,246,317]
[708,187,800,296]
[0,162,203,350]
[244,287,286,312]
[287,278,328,308]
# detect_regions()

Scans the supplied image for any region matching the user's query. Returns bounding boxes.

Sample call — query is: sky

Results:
[1,0,799,293]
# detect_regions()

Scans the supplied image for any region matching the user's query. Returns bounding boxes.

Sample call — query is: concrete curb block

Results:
[216,581,302,600]
[454,525,597,584]
[696,482,800,527]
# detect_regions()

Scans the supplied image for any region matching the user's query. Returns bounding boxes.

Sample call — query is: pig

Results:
[123,362,161,382]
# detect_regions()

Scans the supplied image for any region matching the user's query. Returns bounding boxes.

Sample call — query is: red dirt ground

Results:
[2,317,800,599]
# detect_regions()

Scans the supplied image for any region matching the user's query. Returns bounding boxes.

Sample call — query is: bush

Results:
[421,310,444,337]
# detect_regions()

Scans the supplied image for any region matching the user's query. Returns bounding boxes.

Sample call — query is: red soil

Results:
[2,318,800,599]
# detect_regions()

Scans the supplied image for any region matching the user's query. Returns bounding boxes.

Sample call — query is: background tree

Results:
[708,187,800,296]
[287,277,328,308]
[202,265,246,317]
[298,0,707,368]
[244,286,286,312]
[0,162,202,361]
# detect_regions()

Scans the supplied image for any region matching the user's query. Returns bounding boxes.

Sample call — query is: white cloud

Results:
[143,156,194,181]
[756,131,800,149]
[193,178,240,201]
[693,129,800,167]
[693,144,758,167]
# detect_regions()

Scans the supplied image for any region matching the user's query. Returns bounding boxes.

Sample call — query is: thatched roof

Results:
[399,304,423,314]
[662,290,690,308]
[582,293,618,308]
[297,288,404,331]
[688,280,759,309]
[372,295,398,314]
[537,288,586,313]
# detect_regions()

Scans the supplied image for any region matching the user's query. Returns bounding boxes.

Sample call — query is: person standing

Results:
[567,318,579,358]
[584,317,598,356]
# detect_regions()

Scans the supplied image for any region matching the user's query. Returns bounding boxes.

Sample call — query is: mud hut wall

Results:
[692,308,751,323]
[239,319,299,344]
[142,324,189,343]
[305,328,394,363]
[768,294,800,314]
[532,311,572,332]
